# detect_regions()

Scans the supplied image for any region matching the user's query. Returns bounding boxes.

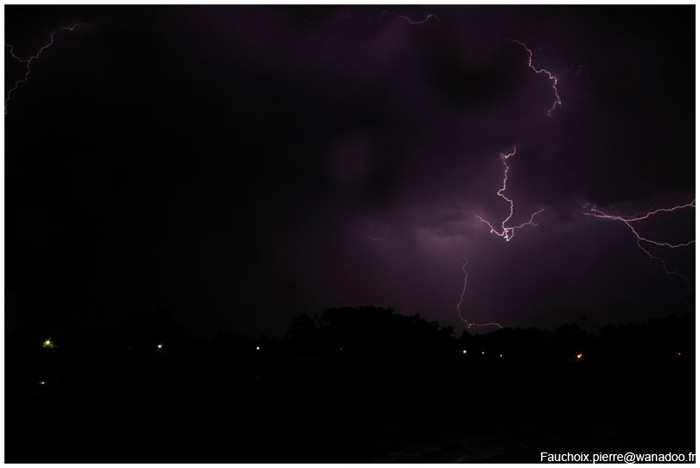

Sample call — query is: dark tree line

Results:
[6,306,695,462]
[7,306,694,395]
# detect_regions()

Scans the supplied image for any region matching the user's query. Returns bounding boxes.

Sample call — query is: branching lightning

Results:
[584,201,695,283]
[5,23,88,114]
[510,39,561,117]
[274,12,691,327]
[457,257,502,329]
[458,39,556,329]
[476,148,545,242]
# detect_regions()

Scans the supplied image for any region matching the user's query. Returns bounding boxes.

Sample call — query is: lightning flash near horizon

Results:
[5,23,88,114]
[457,257,502,330]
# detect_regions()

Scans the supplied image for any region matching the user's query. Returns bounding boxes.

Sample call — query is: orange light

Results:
[576,353,583,359]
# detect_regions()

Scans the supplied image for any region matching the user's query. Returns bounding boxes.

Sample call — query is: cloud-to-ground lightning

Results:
[5,23,88,114]
[584,201,695,284]
[510,39,561,117]
[457,257,502,329]
[459,39,557,330]
[379,10,445,25]
[476,148,545,242]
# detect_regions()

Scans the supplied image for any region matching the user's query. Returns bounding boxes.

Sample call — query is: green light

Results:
[42,339,56,349]
[39,381,45,385]
[157,344,163,350]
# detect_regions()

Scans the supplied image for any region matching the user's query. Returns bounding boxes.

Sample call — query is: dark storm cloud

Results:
[6,6,694,336]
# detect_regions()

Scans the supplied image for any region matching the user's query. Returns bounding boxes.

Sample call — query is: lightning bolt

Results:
[584,201,695,284]
[5,23,88,114]
[380,10,445,25]
[510,39,562,117]
[458,39,556,329]
[457,257,502,330]
[476,148,545,242]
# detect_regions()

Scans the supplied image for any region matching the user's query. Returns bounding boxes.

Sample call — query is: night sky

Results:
[5,5,695,337]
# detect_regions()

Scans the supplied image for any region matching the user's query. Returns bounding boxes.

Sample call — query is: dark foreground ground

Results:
[8,351,694,462]
[6,311,695,462]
